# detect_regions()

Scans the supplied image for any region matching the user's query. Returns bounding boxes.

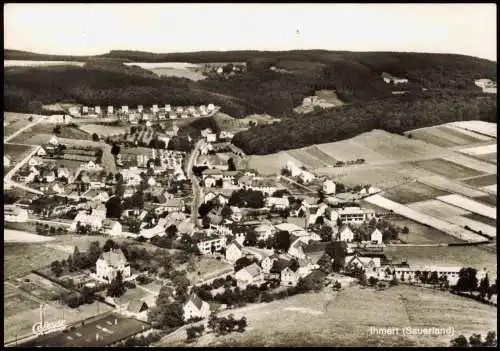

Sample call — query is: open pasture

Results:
[160,285,497,347]
[436,194,496,220]
[409,158,484,180]
[407,200,471,219]
[461,174,497,188]
[449,216,496,239]
[382,181,450,204]
[449,121,497,138]
[248,151,304,175]
[317,137,391,164]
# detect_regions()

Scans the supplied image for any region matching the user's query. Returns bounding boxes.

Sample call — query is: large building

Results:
[96,249,131,282]
[4,205,29,223]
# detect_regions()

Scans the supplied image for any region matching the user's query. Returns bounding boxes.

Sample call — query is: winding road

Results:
[186,139,205,227]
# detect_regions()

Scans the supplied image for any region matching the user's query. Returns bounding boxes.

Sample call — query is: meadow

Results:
[382,181,450,204]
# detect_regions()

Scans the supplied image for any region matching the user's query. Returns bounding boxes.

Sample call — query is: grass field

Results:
[184,256,233,283]
[407,125,487,148]
[460,144,497,156]
[449,216,496,239]
[159,285,496,347]
[302,145,338,165]
[9,123,91,144]
[287,149,325,169]
[475,152,497,164]
[79,124,128,137]
[3,112,40,137]
[213,112,280,134]
[407,200,471,219]
[4,143,35,163]
[462,213,497,227]
[449,121,497,138]
[247,151,303,175]
[149,67,206,81]
[409,158,484,180]
[382,182,450,204]
[436,194,496,220]
[461,174,497,188]
[418,175,489,199]
[474,194,497,207]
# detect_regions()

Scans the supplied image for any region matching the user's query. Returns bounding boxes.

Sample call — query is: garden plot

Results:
[449,121,497,138]
[364,194,486,243]
[407,200,471,219]
[436,194,496,220]
[418,175,488,199]
[409,158,485,180]
[461,174,497,188]
[459,143,497,156]
[382,181,450,204]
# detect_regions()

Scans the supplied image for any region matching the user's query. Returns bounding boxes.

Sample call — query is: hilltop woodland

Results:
[4,50,497,154]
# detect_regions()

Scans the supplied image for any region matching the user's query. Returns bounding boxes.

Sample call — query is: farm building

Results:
[381,72,408,84]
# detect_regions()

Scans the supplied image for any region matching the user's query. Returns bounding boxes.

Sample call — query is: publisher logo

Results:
[32,320,67,336]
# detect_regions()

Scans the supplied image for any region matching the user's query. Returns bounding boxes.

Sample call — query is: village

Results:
[3,101,496,347]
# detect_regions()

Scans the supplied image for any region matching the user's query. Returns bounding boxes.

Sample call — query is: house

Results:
[299,170,315,184]
[48,114,72,124]
[4,155,12,168]
[152,104,159,114]
[56,167,72,182]
[48,136,59,146]
[121,105,129,114]
[336,207,376,224]
[204,191,217,203]
[4,205,29,223]
[202,168,224,180]
[36,147,48,157]
[268,257,293,280]
[323,180,336,195]
[70,209,106,231]
[165,104,172,112]
[51,183,65,194]
[165,198,185,213]
[206,133,217,143]
[337,225,355,242]
[254,223,276,240]
[261,254,280,274]
[40,169,56,183]
[95,106,102,115]
[95,248,131,282]
[281,266,300,287]
[127,300,148,317]
[195,233,227,255]
[266,197,290,209]
[102,219,122,236]
[207,103,215,111]
[107,106,114,115]
[345,255,382,277]
[359,186,380,196]
[371,228,383,244]
[381,72,408,84]
[183,293,210,321]
[82,160,102,171]
[234,263,265,289]
[138,105,143,113]
[230,206,242,222]
[82,106,89,114]
[225,241,244,263]
[219,131,234,140]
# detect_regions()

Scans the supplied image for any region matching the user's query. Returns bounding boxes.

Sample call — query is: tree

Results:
[401,226,409,234]
[244,230,258,247]
[450,335,468,347]
[103,239,119,252]
[221,205,233,219]
[479,273,490,300]
[318,225,333,242]
[50,260,63,277]
[234,256,258,272]
[151,302,184,329]
[455,267,478,295]
[237,317,247,332]
[111,143,121,157]
[107,270,126,297]
[469,334,483,347]
[483,331,497,346]
[227,157,236,171]
[274,230,291,252]
[333,281,342,290]
[92,133,99,142]
[202,215,211,229]
[53,125,62,134]
[105,196,122,219]
[71,246,83,269]
[208,311,218,332]
[165,224,178,239]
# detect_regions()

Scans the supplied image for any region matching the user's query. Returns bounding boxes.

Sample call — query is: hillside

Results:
[4,49,497,151]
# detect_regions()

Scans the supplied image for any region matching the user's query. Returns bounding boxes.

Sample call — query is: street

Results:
[4,115,47,143]
[186,139,205,227]
[4,145,45,195]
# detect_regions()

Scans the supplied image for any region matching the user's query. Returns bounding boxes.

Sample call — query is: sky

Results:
[4,3,497,61]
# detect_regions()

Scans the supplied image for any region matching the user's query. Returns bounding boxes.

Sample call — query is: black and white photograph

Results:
[3,3,497,347]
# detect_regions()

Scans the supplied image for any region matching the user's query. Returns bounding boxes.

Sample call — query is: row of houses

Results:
[81,104,217,118]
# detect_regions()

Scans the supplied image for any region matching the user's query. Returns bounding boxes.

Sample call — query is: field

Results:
[418,175,489,199]
[407,200,471,219]
[461,174,497,188]
[79,124,128,137]
[213,112,280,134]
[474,194,497,207]
[459,143,497,156]
[4,112,40,137]
[4,143,35,164]
[9,123,91,145]
[406,125,489,148]
[364,194,486,243]
[436,194,496,220]
[247,151,304,175]
[158,285,496,347]
[475,152,497,164]
[449,216,496,239]
[23,313,150,347]
[409,158,484,180]
[449,121,497,138]
[302,145,338,165]
[382,182,450,204]
[481,185,497,195]
[287,149,325,169]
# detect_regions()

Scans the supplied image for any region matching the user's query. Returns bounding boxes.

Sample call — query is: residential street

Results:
[186,139,204,227]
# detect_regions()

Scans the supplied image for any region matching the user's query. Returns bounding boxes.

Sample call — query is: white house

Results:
[299,171,315,184]
[4,205,29,223]
[196,234,227,255]
[338,225,355,242]
[225,241,244,264]
[281,266,300,287]
[219,131,234,140]
[70,210,106,232]
[323,180,336,195]
[183,293,210,321]
[266,197,290,209]
[82,106,89,114]
[234,263,265,289]
[230,206,242,222]
[102,219,122,236]
[138,105,143,113]
[95,248,131,282]
[207,103,215,111]
[48,114,72,124]
[261,254,280,274]
[121,105,129,114]
[95,106,102,115]
[337,207,376,224]
[48,136,59,145]
[107,106,114,115]
[165,104,172,112]
[37,147,48,157]
[254,223,276,240]
[4,155,12,168]
[152,104,159,113]
[370,228,383,244]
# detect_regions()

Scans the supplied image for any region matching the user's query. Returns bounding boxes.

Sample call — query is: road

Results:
[279,175,316,193]
[4,116,47,143]
[186,139,204,227]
